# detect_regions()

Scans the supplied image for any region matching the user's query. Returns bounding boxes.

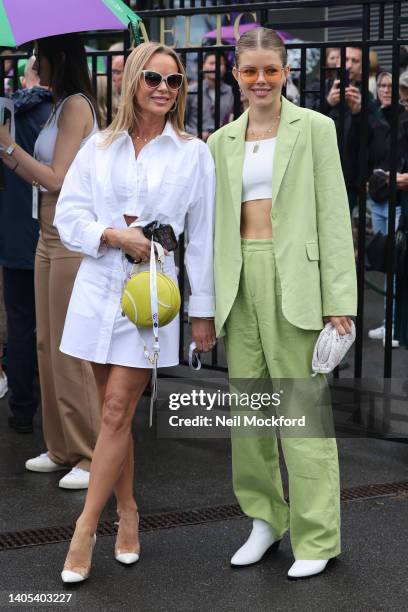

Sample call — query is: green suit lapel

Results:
[272,97,301,206]
[225,110,248,227]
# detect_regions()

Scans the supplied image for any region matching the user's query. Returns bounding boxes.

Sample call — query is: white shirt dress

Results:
[54,122,215,368]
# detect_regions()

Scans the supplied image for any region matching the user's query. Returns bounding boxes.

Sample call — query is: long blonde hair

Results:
[102,42,188,147]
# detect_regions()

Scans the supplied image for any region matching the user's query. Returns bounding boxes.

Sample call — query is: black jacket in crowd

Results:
[348,103,408,179]
[0,87,52,270]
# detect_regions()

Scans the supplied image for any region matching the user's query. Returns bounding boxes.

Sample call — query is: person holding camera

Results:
[54,42,216,583]
[310,47,377,214]
[0,35,101,489]
[306,47,340,111]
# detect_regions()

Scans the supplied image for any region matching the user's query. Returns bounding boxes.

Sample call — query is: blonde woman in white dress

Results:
[54,42,216,583]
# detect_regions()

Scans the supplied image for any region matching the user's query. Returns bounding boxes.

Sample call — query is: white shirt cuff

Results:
[188,295,215,318]
[81,222,109,258]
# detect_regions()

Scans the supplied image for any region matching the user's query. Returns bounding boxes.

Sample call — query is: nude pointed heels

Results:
[114,510,140,565]
[61,534,96,584]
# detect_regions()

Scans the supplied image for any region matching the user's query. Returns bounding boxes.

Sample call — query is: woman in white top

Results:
[54,42,216,583]
[208,28,356,579]
[0,34,101,489]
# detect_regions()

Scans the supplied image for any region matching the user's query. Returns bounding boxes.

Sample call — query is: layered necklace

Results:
[247,115,280,153]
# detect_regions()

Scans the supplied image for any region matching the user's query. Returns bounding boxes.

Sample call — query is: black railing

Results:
[1,0,408,383]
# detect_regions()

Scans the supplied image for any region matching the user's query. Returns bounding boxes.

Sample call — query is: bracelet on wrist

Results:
[101,228,113,248]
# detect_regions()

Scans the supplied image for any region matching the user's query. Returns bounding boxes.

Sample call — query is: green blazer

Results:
[207,96,357,338]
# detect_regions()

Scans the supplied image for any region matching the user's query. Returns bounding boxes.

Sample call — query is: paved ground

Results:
[0,284,407,611]
[1,494,408,612]
[1,392,408,611]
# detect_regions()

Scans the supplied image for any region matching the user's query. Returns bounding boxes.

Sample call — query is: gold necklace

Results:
[134,134,150,143]
[134,133,158,143]
[130,129,162,144]
[248,116,280,153]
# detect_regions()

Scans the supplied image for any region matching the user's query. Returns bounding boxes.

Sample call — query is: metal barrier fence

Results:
[1,0,408,381]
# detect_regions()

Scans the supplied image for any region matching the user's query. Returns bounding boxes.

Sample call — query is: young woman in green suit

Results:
[207,28,357,579]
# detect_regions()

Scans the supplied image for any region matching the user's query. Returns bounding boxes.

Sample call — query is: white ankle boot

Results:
[288,559,328,578]
[230,519,280,567]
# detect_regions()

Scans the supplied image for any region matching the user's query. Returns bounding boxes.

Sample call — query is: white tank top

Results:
[241,137,276,203]
[34,93,98,190]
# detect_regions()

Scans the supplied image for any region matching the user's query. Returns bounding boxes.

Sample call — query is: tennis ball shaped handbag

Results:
[121,241,180,328]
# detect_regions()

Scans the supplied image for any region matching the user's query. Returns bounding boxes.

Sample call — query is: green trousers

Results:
[224,239,340,560]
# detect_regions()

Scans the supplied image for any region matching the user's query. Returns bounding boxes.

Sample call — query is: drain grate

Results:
[1,480,408,552]
[340,480,408,501]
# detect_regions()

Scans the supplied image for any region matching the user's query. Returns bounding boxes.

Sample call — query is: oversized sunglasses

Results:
[237,65,285,84]
[141,70,184,91]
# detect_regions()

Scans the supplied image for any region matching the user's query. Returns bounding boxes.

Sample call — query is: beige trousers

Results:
[35,192,100,470]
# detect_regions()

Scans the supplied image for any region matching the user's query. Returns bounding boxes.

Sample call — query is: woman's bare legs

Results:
[92,363,140,554]
[63,364,150,574]
[114,437,140,556]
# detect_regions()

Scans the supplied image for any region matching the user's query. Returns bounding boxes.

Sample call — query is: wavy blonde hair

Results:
[101,42,188,147]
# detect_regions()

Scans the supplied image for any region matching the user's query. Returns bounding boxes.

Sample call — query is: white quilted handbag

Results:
[312,321,356,375]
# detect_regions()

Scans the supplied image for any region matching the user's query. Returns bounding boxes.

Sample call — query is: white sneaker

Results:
[382,335,400,348]
[0,372,8,399]
[25,452,68,473]
[288,559,329,578]
[368,325,385,340]
[59,467,90,490]
[368,325,400,347]
[230,519,281,567]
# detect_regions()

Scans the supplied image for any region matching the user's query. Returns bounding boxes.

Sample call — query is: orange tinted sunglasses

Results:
[237,65,284,84]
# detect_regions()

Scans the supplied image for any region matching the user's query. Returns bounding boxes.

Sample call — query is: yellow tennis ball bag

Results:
[121,241,180,328]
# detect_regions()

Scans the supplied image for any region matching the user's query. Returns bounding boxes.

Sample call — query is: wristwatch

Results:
[5,142,17,156]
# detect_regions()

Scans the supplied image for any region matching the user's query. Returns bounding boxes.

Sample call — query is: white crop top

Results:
[241,137,276,203]
[34,93,98,191]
